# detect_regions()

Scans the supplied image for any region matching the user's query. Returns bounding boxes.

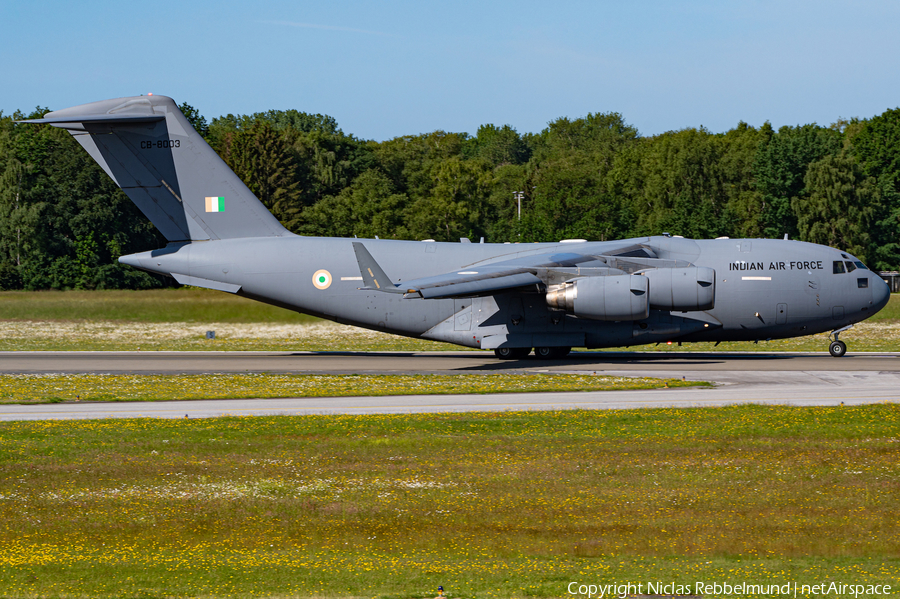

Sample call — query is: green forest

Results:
[1,101,899,290]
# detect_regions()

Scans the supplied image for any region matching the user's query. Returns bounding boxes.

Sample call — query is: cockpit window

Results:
[858,278,869,289]
[833,261,846,274]
[854,261,868,270]
[845,261,857,273]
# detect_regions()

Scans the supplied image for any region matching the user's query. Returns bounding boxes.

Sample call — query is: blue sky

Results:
[3,0,899,140]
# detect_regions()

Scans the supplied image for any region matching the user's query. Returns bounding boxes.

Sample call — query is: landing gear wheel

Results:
[829,340,847,357]
[534,346,571,359]
[494,347,531,360]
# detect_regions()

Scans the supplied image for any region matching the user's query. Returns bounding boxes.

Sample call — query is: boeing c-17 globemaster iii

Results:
[21,95,891,359]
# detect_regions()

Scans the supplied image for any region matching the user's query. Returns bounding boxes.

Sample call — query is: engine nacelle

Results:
[546,274,649,321]
[642,267,715,311]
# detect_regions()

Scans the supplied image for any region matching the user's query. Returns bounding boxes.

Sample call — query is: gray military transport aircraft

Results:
[21,95,891,359]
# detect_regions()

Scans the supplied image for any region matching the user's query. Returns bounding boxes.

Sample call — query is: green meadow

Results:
[0,406,897,598]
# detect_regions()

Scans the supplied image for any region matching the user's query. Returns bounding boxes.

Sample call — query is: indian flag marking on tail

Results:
[205,197,224,212]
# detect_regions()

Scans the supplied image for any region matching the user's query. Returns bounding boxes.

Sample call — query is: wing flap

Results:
[413,271,542,299]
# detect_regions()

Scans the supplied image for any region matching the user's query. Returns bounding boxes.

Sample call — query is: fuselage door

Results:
[776,303,787,325]
[454,299,472,331]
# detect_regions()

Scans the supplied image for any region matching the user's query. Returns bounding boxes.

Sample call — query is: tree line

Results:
[1,100,899,290]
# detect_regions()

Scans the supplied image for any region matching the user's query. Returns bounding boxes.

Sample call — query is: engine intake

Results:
[642,267,715,311]
[546,274,649,321]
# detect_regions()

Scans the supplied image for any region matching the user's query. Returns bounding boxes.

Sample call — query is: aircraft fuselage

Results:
[25,95,889,358]
[122,234,890,351]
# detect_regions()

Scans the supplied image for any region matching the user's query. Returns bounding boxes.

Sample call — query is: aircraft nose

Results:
[872,273,890,312]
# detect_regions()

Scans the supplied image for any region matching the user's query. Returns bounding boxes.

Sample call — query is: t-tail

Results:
[21,95,290,241]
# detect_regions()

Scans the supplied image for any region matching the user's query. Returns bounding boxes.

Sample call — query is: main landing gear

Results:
[493,347,572,360]
[493,347,531,360]
[534,346,571,359]
[829,324,853,357]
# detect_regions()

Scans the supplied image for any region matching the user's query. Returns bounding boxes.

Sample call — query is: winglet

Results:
[352,242,404,294]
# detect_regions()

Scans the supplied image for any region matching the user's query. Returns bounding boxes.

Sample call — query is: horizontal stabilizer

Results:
[19,113,165,130]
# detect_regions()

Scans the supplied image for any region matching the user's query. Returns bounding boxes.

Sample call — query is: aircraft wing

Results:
[352,240,685,300]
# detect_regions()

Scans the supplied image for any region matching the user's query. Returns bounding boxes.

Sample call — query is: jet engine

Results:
[641,267,715,311]
[546,274,649,321]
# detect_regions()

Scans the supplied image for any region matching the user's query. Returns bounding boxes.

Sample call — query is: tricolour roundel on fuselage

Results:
[312,270,332,290]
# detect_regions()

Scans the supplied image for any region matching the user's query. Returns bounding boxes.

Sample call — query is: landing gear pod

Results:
[546,275,649,321]
[642,267,716,311]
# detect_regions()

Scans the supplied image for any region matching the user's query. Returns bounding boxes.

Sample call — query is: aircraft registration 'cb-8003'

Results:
[21,96,891,359]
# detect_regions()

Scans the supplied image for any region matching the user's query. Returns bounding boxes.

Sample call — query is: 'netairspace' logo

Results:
[566,581,893,598]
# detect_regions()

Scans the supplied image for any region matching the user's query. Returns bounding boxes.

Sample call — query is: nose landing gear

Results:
[829,339,847,357]
[829,324,853,357]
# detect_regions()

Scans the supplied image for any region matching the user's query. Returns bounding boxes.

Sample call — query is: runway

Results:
[1,351,898,420]
[3,349,899,375]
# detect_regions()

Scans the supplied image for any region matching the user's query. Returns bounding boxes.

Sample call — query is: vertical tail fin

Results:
[21,95,290,241]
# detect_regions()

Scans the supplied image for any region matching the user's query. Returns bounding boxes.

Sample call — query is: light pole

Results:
[513,191,524,221]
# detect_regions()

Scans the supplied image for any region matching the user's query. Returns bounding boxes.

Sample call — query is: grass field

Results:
[0,373,702,404]
[0,406,897,598]
[1,289,899,352]
[0,289,320,323]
